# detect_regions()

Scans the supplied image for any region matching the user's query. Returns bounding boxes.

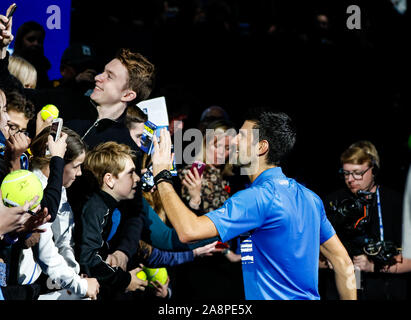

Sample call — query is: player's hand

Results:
[152,128,173,176]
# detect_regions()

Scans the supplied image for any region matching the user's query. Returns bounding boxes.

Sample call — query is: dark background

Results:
[69,0,411,198]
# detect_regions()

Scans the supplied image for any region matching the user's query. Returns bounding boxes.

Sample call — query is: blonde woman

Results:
[8,55,37,89]
[179,119,236,214]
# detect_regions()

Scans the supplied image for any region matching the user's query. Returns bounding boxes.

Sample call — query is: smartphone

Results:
[45,118,63,156]
[7,4,17,19]
[50,118,63,141]
[141,165,155,192]
[190,161,206,176]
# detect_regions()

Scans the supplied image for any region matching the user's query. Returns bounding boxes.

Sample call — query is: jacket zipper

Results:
[81,98,100,140]
[81,118,100,141]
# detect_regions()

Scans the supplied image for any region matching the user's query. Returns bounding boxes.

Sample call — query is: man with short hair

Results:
[66,48,155,274]
[152,109,357,300]
[67,48,154,149]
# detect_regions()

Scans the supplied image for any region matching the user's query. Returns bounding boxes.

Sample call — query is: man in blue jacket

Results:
[151,108,357,300]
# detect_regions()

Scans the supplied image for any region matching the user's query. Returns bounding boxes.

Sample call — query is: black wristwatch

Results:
[154,169,174,186]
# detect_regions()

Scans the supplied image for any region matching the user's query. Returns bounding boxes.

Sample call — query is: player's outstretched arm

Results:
[152,128,218,243]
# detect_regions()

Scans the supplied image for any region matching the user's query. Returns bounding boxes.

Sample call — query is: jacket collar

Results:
[97,189,119,211]
[91,99,128,124]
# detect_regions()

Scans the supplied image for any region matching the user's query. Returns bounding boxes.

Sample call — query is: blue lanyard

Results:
[376,187,384,242]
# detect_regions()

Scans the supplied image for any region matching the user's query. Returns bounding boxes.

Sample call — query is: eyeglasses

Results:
[339,166,372,180]
[7,122,28,136]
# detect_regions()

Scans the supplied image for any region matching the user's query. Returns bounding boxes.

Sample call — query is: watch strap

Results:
[154,169,173,186]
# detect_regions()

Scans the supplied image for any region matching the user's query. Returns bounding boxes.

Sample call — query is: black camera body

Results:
[363,239,400,268]
[328,190,374,233]
[328,190,401,269]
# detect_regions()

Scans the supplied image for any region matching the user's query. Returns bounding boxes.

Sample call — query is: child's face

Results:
[63,151,86,188]
[129,122,145,148]
[112,156,139,201]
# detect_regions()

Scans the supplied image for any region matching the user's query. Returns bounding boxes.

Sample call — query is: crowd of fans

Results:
[0,0,410,300]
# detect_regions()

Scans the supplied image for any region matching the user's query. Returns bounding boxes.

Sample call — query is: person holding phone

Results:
[11,126,100,300]
[179,119,237,215]
[1,59,51,272]
[4,126,66,285]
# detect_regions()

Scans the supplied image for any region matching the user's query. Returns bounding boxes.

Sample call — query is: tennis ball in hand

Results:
[136,270,147,281]
[143,267,168,286]
[40,104,59,121]
[1,170,44,210]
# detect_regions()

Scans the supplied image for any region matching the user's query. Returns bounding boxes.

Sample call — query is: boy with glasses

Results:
[2,90,34,171]
[5,90,34,136]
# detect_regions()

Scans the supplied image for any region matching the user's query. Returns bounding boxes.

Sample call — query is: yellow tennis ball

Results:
[40,104,59,121]
[1,170,44,210]
[143,267,168,286]
[136,270,147,281]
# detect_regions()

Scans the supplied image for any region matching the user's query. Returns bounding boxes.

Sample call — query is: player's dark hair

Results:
[244,107,296,166]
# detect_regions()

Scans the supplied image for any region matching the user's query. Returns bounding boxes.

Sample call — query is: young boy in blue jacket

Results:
[76,141,147,299]
[77,141,217,299]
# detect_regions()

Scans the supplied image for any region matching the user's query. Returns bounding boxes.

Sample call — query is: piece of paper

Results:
[137,96,169,127]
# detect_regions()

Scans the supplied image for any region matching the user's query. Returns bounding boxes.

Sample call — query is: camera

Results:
[327,190,374,233]
[328,190,401,269]
[141,165,155,192]
[363,239,401,268]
